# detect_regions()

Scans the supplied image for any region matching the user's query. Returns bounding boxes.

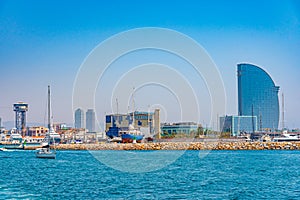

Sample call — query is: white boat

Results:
[35,147,56,159]
[273,130,300,142]
[36,85,56,159]
[0,147,8,151]
[2,133,24,149]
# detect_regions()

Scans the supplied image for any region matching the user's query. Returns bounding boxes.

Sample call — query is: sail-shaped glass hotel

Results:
[238,63,280,131]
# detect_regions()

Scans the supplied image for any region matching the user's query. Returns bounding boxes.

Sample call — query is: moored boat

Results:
[1,133,24,149]
[121,134,144,143]
[120,124,144,143]
[1,143,23,149]
[273,131,300,142]
[40,126,61,147]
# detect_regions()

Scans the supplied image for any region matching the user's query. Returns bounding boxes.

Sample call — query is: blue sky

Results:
[1,0,300,129]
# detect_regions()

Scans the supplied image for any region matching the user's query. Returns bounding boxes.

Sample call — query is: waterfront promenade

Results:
[53,141,300,150]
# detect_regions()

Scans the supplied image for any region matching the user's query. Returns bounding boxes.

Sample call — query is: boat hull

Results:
[273,138,300,142]
[273,133,300,142]
[1,144,23,149]
[0,148,8,151]
[121,134,143,143]
[35,154,56,159]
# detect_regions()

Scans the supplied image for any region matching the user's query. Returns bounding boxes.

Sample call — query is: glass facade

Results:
[86,109,95,132]
[161,122,198,135]
[220,115,257,136]
[74,108,84,129]
[238,63,279,131]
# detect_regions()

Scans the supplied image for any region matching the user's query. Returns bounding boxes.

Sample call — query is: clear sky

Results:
[1,0,300,130]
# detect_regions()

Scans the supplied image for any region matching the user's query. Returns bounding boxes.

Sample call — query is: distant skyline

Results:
[1,0,300,129]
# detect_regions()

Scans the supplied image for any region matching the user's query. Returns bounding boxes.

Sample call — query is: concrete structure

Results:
[238,63,280,131]
[220,115,257,136]
[161,122,199,136]
[13,102,28,136]
[154,109,160,138]
[86,109,95,132]
[74,108,84,129]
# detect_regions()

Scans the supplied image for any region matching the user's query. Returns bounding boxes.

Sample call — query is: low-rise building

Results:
[219,115,257,136]
[27,126,49,137]
[105,110,160,138]
[161,122,199,136]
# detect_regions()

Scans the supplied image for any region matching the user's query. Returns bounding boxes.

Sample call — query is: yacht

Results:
[273,131,300,142]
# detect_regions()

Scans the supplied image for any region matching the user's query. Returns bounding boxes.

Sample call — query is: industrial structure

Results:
[105,109,160,138]
[13,102,28,136]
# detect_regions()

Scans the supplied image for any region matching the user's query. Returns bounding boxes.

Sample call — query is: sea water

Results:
[0,150,299,199]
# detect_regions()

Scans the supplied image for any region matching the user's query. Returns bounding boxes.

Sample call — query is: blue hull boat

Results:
[121,134,144,143]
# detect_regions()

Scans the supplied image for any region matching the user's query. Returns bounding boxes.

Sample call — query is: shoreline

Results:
[51,141,300,150]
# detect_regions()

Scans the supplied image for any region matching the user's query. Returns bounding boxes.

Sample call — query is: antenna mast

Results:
[281,92,285,130]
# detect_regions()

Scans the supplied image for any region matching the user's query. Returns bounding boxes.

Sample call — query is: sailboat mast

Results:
[48,85,51,130]
[132,87,135,126]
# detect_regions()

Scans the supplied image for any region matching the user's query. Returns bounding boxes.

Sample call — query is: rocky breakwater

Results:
[54,141,300,150]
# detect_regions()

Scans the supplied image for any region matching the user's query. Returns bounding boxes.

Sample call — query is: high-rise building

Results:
[237,63,280,131]
[74,108,84,129]
[86,109,95,132]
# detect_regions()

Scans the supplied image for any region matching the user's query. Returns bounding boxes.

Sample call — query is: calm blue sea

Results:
[0,150,299,199]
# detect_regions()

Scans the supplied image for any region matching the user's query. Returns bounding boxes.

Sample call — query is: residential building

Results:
[75,108,84,129]
[86,109,95,132]
[27,126,49,137]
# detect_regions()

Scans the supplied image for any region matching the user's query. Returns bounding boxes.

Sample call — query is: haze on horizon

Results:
[1,0,300,130]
